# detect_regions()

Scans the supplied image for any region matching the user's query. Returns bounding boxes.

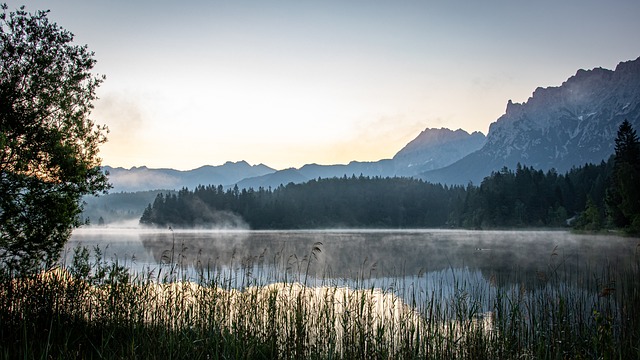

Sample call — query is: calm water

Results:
[66,228,639,291]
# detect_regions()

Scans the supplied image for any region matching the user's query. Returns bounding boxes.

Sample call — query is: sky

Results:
[5,1,640,170]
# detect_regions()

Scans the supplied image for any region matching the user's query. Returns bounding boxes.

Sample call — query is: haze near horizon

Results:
[5,0,640,170]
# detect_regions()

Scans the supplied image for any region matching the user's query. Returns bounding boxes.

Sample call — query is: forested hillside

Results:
[139,160,613,230]
[455,162,611,228]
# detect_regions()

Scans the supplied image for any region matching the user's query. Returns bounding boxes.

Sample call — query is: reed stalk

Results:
[0,241,638,359]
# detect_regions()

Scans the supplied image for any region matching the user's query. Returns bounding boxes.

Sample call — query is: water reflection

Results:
[68,229,638,289]
[60,228,640,352]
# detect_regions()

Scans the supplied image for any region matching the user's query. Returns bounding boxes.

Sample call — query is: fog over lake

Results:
[67,228,638,290]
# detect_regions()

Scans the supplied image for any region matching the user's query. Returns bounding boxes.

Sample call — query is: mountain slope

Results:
[231,128,486,189]
[422,57,640,185]
[235,168,310,190]
[104,161,275,192]
[393,128,485,176]
[104,126,486,192]
[298,160,396,180]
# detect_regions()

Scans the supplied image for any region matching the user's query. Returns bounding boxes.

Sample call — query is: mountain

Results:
[393,128,486,176]
[233,129,485,189]
[236,160,398,190]
[422,57,640,185]
[299,160,396,179]
[104,161,275,192]
[104,128,484,191]
[235,168,310,190]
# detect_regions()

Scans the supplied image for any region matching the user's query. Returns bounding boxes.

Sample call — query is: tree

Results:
[575,197,602,231]
[606,120,640,232]
[0,4,109,272]
[614,120,640,166]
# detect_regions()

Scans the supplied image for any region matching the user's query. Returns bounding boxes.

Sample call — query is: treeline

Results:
[454,162,611,228]
[141,177,460,229]
[139,160,612,230]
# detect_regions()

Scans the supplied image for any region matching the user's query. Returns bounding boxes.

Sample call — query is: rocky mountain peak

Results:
[614,57,640,75]
[393,127,486,175]
[423,56,640,185]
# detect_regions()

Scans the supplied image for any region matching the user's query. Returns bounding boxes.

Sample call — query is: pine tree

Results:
[615,120,640,166]
[606,120,640,232]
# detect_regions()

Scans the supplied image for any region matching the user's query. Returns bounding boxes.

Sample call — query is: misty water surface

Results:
[67,229,639,292]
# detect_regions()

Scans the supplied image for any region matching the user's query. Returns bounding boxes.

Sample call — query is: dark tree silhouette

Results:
[606,120,640,232]
[0,5,109,271]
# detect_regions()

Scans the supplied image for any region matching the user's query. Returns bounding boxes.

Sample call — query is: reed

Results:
[0,242,638,359]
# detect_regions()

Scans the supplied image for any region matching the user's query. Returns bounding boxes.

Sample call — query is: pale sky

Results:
[5,1,640,170]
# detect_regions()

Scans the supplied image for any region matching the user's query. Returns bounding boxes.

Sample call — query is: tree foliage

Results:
[456,161,610,229]
[606,119,640,232]
[0,4,109,271]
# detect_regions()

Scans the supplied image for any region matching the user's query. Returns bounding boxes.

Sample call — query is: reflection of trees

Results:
[140,231,252,269]
[476,234,639,292]
[138,231,639,284]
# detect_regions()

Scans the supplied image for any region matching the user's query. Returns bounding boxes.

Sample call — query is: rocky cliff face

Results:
[487,58,640,171]
[422,57,640,185]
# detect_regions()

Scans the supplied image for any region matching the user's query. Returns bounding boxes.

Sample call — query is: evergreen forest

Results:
[138,159,608,230]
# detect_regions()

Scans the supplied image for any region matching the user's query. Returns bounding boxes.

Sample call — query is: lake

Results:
[67,228,639,299]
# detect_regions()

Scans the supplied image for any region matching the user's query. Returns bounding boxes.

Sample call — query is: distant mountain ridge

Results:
[235,159,397,190]
[422,57,640,185]
[235,128,486,190]
[103,127,485,192]
[104,161,275,192]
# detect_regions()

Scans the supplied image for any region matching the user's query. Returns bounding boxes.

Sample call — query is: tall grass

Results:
[1,241,639,359]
